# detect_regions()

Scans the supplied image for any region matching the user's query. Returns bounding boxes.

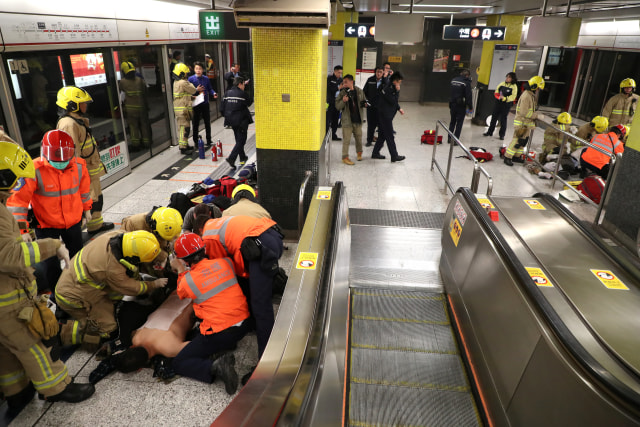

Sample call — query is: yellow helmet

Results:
[121,61,136,76]
[0,141,35,191]
[172,63,190,80]
[624,125,631,139]
[56,86,92,113]
[557,112,572,125]
[620,78,636,91]
[590,116,609,133]
[150,207,183,241]
[231,184,256,199]
[122,230,160,263]
[528,76,545,91]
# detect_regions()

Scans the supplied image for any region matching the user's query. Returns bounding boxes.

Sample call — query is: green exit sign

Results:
[199,11,250,41]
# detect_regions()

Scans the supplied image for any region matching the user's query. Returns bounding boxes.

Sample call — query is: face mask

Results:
[49,160,70,170]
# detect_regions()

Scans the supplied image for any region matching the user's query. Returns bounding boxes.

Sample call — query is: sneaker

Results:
[483,132,491,137]
[357,152,362,161]
[504,158,513,166]
[239,160,247,166]
[343,157,354,165]
[391,155,405,163]
[211,353,238,395]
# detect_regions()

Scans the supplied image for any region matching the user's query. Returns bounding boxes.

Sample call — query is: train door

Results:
[574,50,617,121]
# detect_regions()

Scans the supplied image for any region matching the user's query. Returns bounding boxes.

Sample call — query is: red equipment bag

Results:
[470,148,493,162]
[219,176,238,198]
[421,130,443,145]
[577,174,605,204]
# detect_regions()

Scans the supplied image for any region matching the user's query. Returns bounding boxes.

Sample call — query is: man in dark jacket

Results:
[448,69,473,142]
[326,65,344,141]
[372,72,405,163]
[364,66,384,147]
[221,77,253,169]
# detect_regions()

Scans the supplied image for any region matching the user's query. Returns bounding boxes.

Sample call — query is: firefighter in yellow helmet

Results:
[223,184,272,219]
[172,63,198,155]
[55,230,168,349]
[539,112,572,163]
[602,78,639,127]
[119,61,152,152]
[56,86,114,235]
[575,115,609,148]
[504,76,546,166]
[0,141,95,412]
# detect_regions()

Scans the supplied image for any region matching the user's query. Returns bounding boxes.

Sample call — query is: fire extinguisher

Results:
[216,139,223,157]
[211,144,218,162]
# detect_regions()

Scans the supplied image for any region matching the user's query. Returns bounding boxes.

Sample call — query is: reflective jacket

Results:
[581,131,624,171]
[173,79,197,120]
[513,90,540,129]
[494,81,518,104]
[542,122,569,154]
[202,216,276,277]
[0,191,60,311]
[575,123,594,147]
[57,113,106,180]
[602,93,639,127]
[177,257,249,335]
[119,76,148,113]
[222,199,271,219]
[7,157,91,229]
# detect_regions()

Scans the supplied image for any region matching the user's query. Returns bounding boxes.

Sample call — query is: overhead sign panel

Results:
[344,23,375,38]
[443,25,506,41]
[199,10,250,41]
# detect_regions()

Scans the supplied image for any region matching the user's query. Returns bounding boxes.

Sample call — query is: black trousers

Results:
[35,221,83,292]
[192,102,212,145]
[326,103,340,137]
[229,124,249,164]
[449,103,466,141]
[372,115,399,159]
[486,101,511,138]
[366,106,379,143]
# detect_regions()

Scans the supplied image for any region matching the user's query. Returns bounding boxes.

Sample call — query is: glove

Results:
[26,305,45,339]
[21,233,32,243]
[537,113,546,122]
[35,296,59,339]
[570,125,578,134]
[57,244,70,270]
[152,278,168,289]
[82,210,92,228]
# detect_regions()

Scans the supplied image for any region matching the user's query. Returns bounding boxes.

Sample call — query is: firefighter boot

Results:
[211,353,238,395]
[46,383,95,403]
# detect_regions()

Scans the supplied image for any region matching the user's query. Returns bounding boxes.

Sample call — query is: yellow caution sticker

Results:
[525,267,554,287]
[523,199,546,210]
[388,56,403,63]
[476,197,494,209]
[296,252,318,270]
[590,269,629,290]
[316,189,332,200]
[449,217,462,247]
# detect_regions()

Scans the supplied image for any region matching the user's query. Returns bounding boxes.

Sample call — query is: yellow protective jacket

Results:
[542,122,570,155]
[119,76,148,113]
[57,113,106,180]
[120,212,171,257]
[575,123,594,146]
[513,90,540,129]
[602,93,639,127]
[173,79,197,121]
[494,81,518,103]
[222,199,272,219]
[55,231,155,306]
[0,191,60,311]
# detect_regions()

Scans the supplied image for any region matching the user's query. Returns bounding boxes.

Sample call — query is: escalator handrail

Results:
[457,187,640,410]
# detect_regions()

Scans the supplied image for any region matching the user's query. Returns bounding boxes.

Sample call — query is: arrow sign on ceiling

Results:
[347,26,355,34]
[495,30,503,38]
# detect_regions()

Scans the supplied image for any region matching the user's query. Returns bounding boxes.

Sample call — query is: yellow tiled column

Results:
[252,28,328,231]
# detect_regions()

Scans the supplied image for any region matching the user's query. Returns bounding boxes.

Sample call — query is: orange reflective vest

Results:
[201,216,276,277]
[176,257,249,334]
[582,132,624,171]
[7,157,92,229]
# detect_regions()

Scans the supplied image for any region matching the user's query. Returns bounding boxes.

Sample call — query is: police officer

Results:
[602,78,639,127]
[56,86,114,235]
[372,72,405,162]
[364,66,384,147]
[0,141,94,412]
[221,77,253,169]
[326,65,344,140]
[448,69,473,142]
[119,61,152,151]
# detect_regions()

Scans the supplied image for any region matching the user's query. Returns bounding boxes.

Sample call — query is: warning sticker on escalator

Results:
[454,200,467,225]
[590,269,629,290]
[525,267,554,287]
[316,187,332,200]
[449,217,462,247]
[476,197,494,209]
[523,199,546,210]
[297,252,318,270]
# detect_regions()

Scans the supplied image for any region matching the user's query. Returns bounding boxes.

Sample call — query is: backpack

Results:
[577,174,605,204]
[236,162,257,185]
[420,130,442,145]
[167,192,193,218]
[219,176,238,198]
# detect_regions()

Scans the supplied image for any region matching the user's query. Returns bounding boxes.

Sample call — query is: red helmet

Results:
[174,232,205,259]
[42,130,75,162]
[613,124,627,139]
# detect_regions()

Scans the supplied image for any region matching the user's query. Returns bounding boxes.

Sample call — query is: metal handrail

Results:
[430,119,493,195]
[298,170,313,236]
[324,130,332,186]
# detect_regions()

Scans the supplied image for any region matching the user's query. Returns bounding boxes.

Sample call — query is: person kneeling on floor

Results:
[580,124,626,178]
[169,233,249,394]
[222,184,272,219]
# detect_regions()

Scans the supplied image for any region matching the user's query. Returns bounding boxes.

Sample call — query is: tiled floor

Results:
[6,101,597,427]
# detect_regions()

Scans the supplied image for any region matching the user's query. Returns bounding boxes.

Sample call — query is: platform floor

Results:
[5,102,596,427]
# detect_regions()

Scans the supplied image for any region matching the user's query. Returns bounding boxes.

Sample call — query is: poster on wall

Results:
[488,45,518,90]
[70,53,107,87]
[433,49,449,73]
[99,141,129,178]
[328,40,343,75]
[362,47,377,70]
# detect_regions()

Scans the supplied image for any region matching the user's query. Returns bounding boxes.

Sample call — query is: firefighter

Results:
[602,78,639,127]
[170,233,249,393]
[172,63,199,155]
[539,112,572,163]
[119,61,152,151]
[55,230,168,349]
[222,184,271,219]
[56,86,114,235]
[575,116,609,148]
[504,76,547,166]
[7,130,92,292]
[0,141,94,412]
[580,124,625,178]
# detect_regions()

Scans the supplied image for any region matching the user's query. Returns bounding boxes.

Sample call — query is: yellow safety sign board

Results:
[388,56,402,63]
[523,199,546,210]
[316,186,332,200]
[449,217,462,247]
[590,269,629,290]
[477,197,494,209]
[297,252,318,270]
[525,267,554,287]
